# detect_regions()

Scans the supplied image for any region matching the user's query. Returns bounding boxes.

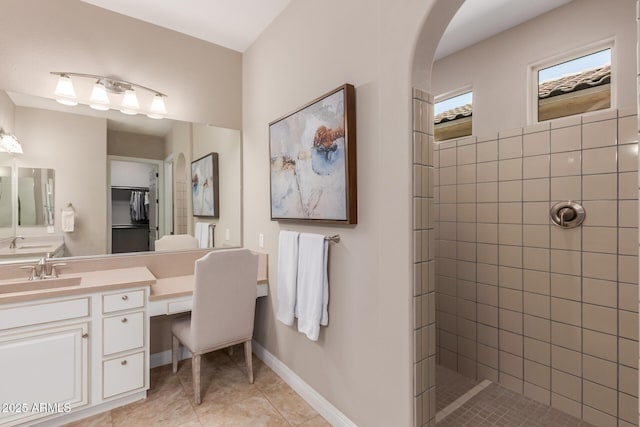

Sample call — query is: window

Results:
[434,91,472,142]
[535,47,611,122]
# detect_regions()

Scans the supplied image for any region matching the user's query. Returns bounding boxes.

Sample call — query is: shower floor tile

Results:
[436,365,482,412]
[436,365,594,426]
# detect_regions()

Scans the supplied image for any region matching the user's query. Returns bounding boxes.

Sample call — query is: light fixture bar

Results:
[50,72,167,97]
[50,72,168,119]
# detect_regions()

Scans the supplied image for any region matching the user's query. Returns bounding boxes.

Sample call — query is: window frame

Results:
[434,86,473,142]
[527,38,616,125]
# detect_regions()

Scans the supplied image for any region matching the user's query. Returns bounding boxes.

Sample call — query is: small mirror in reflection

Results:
[18,167,54,226]
[0,166,11,228]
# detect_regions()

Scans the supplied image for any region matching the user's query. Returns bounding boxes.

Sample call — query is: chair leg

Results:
[172,335,179,373]
[192,354,202,405]
[244,340,253,384]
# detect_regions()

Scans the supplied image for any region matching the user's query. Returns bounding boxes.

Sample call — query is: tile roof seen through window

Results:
[434,65,610,124]
[538,64,610,99]
[434,103,472,124]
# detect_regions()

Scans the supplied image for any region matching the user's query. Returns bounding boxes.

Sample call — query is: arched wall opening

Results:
[408,2,464,425]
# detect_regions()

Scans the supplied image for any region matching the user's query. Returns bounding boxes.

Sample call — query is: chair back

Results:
[155,234,199,251]
[190,249,259,352]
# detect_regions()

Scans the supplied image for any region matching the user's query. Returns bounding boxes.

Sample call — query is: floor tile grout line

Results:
[434,378,492,423]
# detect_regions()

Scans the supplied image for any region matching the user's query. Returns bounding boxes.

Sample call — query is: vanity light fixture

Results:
[50,72,168,119]
[0,132,23,154]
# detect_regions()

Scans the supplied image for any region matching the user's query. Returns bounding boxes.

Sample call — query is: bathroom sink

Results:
[0,276,82,294]
[17,244,52,249]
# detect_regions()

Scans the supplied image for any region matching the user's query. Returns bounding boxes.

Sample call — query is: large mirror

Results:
[0,89,242,263]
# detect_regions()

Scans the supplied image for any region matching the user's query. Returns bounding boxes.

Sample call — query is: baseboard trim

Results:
[32,392,146,426]
[252,340,357,427]
[150,347,192,369]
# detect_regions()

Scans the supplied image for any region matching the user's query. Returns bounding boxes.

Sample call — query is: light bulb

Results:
[89,81,110,111]
[120,89,139,115]
[54,75,78,106]
[147,94,167,119]
[0,134,23,154]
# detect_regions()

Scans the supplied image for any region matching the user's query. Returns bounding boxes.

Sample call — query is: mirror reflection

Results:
[0,89,242,263]
[18,167,54,227]
[0,167,11,228]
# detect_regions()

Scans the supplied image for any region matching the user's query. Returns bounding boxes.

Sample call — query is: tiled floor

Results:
[64,346,329,427]
[435,365,595,427]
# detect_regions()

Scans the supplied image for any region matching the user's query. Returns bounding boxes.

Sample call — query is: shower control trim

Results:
[550,201,585,229]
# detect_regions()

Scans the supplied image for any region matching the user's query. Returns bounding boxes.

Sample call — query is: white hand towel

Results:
[277,230,299,326]
[195,223,202,246]
[200,223,209,248]
[295,233,329,341]
[61,209,75,232]
[195,222,208,248]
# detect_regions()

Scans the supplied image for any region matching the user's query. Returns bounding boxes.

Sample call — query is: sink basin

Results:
[0,276,82,294]
[17,244,52,249]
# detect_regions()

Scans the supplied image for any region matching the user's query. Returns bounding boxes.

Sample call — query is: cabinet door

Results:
[0,323,88,425]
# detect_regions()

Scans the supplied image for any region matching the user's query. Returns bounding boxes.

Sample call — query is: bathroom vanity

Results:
[0,248,268,426]
[0,267,154,426]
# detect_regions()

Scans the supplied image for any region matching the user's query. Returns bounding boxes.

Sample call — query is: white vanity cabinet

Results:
[0,284,150,426]
[0,297,90,426]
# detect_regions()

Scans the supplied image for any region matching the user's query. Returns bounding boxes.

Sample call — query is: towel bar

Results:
[324,235,340,243]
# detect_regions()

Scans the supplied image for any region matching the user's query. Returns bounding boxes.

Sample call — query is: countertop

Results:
[0,266,157,304]
[0,238,65,263]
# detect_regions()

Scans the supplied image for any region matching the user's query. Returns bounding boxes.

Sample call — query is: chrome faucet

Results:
[20,254,66,280]
[9,236,24,249]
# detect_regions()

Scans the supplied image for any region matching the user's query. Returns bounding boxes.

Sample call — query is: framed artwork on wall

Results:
[269,83,357,224]
[191,152,219,218]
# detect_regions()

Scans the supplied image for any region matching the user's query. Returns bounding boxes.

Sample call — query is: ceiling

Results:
[435,0,572,61]
[80,0,571,58]
[80,0,292,52]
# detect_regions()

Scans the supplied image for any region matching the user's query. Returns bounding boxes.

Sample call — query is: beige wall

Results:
[432,0,637,137]
[242,0,443,425]
[0,0,242,129]
[14,107,107,256]
[0,91,15,135]
[107,130,166,160]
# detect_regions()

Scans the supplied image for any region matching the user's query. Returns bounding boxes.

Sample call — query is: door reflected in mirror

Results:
[0,166,11,228]
[17,167,54,227]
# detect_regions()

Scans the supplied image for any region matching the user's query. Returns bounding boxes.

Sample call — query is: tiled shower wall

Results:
[433,108,639,426]
[412,88,436,427]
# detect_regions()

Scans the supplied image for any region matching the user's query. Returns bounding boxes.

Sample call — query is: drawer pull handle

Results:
[121,360,127,366]
[122,295,129,301]
[82,333,89,338]
[121,317,128,323]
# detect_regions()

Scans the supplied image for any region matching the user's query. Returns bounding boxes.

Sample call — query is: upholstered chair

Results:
[155,234,199,251]
[171,249,259,404]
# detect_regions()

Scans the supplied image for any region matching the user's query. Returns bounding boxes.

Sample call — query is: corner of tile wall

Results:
[413,88,436,427]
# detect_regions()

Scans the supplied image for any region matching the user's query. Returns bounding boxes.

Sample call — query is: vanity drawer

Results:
[103,289,145,314]
[103,311,144,355]
[103,351,145,399]
[0,297,89,330]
